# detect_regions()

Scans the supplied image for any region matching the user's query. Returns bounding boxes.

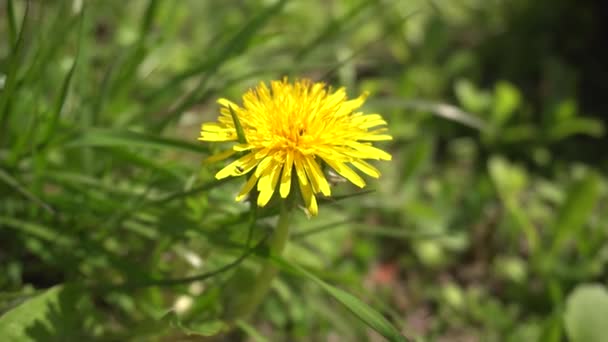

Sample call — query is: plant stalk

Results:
[233,201,292,320]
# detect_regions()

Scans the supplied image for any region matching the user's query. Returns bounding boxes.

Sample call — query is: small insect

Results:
[235,165,244,173]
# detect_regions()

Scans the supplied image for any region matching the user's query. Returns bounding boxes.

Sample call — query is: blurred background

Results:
[1,0,607,341]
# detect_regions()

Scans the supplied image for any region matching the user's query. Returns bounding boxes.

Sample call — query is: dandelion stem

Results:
[234,201,292,320]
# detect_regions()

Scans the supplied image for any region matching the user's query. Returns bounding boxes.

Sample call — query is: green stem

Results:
[233,201,292,319]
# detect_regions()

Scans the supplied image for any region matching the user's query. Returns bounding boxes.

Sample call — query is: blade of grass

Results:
[0,216,73,247]
[6,0,17,47]
[152,178,233,205]
[272,256,407,342]
[318,8,420,82]
[109,0,161,99]
[0,0,29,144]
[22,0,76,84]
[148,0,287,102]
[0,169,54,214]
[93,206,265,291]
[68,128,209,154]
[40,4,86,147]
[236,320,270,342]
[368,99,487,130]
[148,0,287,130]
[295,0,375,61]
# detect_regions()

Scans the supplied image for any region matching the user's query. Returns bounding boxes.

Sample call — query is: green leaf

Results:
[492,81,521,127]
[564,284,608,342]
[547,117,605,141]
[236,320,270,342]
[162,311,227,337]
[454,78,491,114]
[551,170,602,253]
[488,156,538,252]
[273,257,407,342]
[180,320,227,337]
[0,285,85,341]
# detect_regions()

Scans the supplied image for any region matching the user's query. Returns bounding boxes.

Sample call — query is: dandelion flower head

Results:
[199,78,392,216]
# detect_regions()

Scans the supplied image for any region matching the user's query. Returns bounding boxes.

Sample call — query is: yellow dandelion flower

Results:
[199,78,392,216]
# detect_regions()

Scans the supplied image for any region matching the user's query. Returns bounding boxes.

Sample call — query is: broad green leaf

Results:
[492,81,521,127]
[273,257,407,342]
[548,117,605,141]
[454,78,491,114]
[0,285,85,341]
[489,156,538,251]
[564,284,608,342]
[551,170,602,253]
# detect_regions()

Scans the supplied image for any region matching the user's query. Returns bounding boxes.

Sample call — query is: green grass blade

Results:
[295,0,374,61]
[41,4,86,146]
[273,257,407,342]
[69,128,209,154]
[229,106,247,144]
[0,169,54,214]
[0,0,29,140]
[109,0,161,99]
[0,216,73,247]
[148,0,287,130]
[6,0,17,47]
[236,320,270,342]
[22,1,76,85]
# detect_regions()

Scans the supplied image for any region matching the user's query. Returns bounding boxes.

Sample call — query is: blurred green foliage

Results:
[1,0,607,341]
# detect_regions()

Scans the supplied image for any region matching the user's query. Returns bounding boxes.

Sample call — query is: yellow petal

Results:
[236,173,259,202]
[217,98,240,109]
[254,155,274,177]
[308,193,318,216]
[351,159,381,178]
[198,131,236,142]
[304,156,330,196]
[233,144,255,151]
[357,134,393,141]
[323,158,366,188]
[200,123,232,132]
[344,142,392,160]
[215,153,258,179]
[293,156,308,187]
[279,151,294,198]
[257,162,281,207]
[297,170,318,216]
[204,149,236,164]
